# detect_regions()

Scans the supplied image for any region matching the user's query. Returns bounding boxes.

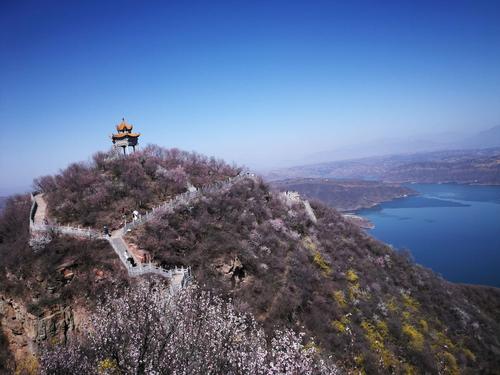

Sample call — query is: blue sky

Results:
[1,0,500,194]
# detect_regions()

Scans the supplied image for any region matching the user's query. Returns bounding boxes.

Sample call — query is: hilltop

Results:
[34,145,240,229]
[1,146,500,374]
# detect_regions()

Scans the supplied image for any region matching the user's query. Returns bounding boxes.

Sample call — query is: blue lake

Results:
[357,184,500,287]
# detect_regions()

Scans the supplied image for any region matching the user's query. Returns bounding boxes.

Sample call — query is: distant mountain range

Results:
[462,125,500,149]
[266,147,500,185]
[300,125,500,165]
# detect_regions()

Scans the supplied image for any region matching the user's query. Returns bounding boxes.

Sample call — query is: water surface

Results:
[358,184,500,287]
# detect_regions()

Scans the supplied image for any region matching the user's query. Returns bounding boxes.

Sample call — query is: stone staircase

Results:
[29,193,192,290]
[121,173,257,233]
[28,172,257,289]
[106,233,191,291]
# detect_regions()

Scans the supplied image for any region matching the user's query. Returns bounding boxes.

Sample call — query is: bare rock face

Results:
[0,296,36,361]
[0,295,75,364]
[215,256,247,287]
[35,306,74,344]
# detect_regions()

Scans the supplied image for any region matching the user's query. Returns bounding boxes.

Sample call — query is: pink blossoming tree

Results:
[40,278,338,374]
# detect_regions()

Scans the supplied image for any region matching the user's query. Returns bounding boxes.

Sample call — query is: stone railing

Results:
[122,190,201,233]
[28,172,258,288]
[30,194,102,239]
[122,172,258,233]
[31,223,103,240]
[127,262,192,293]
[129,264,191,280]
[29,194,192,291]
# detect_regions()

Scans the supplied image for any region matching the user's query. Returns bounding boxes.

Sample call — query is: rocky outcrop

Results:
[0,295,76,365]
[215,256,248,287]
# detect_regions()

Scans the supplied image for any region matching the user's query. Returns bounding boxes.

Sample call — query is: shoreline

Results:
[338,191,417,214]
[342,213,375,230]
[341,191,420,230]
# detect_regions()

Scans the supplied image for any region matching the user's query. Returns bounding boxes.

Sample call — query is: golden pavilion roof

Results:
[112,132,141,139]
[116,118,133,131]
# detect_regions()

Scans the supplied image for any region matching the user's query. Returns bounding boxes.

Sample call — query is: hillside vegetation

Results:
[1,146,500,374]
[0,195,129,373]
[126,157,499,374]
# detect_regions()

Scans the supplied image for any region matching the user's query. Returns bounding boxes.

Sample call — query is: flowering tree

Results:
[40,278,338,374]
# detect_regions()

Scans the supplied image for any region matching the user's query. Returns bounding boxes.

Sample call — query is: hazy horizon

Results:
[2,1,500,195]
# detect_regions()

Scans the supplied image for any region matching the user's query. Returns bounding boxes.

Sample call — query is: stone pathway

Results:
[28,173,257,289]
[29,194,191,290]
[121,173,257,233]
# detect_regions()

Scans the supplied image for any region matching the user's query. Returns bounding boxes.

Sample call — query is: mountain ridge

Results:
[265,147,500,185]
[297,126,500,166]
[1,146,499,374]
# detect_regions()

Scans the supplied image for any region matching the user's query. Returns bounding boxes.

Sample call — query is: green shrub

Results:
[346,269,358,283]
[402,324,424,351]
